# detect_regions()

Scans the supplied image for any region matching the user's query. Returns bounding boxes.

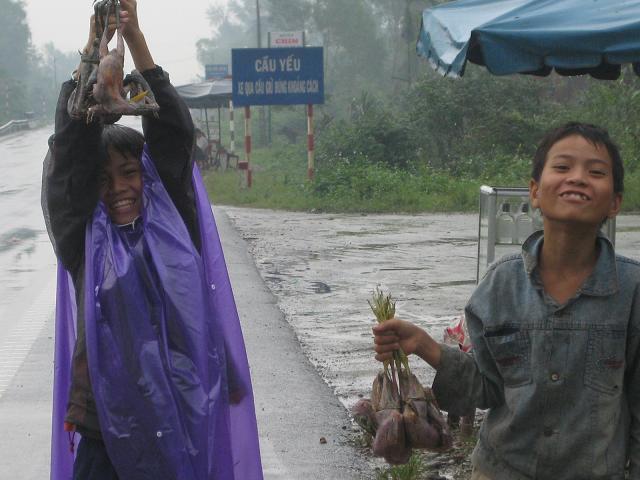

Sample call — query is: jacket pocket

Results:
[584,328,626,396]
[485,329,532,387]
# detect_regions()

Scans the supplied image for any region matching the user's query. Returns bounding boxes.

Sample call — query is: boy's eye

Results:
[590,169,606,176]
[553,164,569,171]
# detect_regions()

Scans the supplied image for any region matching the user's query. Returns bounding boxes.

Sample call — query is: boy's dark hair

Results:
[99,124,145,163]
[532,122,624,193]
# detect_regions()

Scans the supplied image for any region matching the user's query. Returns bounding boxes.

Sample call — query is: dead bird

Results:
[68,0,159,123]
[87,2,133,121]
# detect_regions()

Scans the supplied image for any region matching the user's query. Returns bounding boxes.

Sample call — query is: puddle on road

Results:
[223,207,480,408]
[616,225,640,233]
[309,281,331,293]
[428,279,477,288]
[0,188,22,197]
[379,266,432,271]
[0,227,39,252]
[224,207,640,414]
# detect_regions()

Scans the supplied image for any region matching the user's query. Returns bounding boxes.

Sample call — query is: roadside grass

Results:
[203,143,640,213]
[370,426,477,480]
[622,171,640,211]
[205,143,482,213]
[203,142,315,210]
[375,454,429,480]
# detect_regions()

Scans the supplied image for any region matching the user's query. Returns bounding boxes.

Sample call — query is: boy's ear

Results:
[608,192,623,218]
[529,178,540,209]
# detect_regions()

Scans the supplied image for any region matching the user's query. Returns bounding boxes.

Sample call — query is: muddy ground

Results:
[222,206,640,479]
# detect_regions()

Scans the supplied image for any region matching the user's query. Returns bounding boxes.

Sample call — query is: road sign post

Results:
[205,64,229,80]
[307,104,314,179]
[232,47,324,185]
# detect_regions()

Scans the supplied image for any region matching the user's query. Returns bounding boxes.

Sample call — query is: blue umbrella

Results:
[417,0,640,79]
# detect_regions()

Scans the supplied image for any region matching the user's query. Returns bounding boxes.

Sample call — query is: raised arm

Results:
[45,81,102,274]
[119,0,193,171]
[119,0,198,248]
[119,0,155,72]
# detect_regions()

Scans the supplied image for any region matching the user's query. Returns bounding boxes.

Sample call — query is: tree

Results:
[311,0,388,93]
[0,0,31,121]
[0,0,30,80]
[404,64,550,174]
[197,0,390,98]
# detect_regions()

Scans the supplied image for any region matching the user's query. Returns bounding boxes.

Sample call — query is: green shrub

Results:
[317,92,416,170]
[375,453,429,480]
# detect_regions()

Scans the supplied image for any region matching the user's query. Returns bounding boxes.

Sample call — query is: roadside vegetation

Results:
[6,0,640,213]
[1,0,77,124]
[349,423,477,480]
[197,0,640,214]
[204,66,640,213]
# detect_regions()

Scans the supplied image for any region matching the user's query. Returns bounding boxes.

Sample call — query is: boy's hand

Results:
[118,0,142,42]
[229,387,246,405]
[82,14,115,54]
[117,0,156,72]
[373,318,442,368]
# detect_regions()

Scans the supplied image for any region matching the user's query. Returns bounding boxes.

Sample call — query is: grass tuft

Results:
[375,453,430,480]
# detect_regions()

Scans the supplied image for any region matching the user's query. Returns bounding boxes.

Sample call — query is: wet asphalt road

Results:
[0,126,374,479]
[4,125,640,480]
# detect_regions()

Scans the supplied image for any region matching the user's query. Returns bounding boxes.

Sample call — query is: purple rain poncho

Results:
[50,146,263,480]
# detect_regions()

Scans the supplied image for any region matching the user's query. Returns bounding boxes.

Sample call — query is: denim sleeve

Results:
[627,313,640,479]
[432,310,505,414]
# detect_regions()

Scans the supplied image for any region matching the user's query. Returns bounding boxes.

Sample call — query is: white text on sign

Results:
[254,55,302,73]
[237,79,320,97]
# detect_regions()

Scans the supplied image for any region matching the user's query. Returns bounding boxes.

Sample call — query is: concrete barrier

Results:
[0,119,30,137]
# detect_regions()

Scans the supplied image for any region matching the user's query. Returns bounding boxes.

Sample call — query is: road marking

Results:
[0,271,55,400]
[259,436,294,480]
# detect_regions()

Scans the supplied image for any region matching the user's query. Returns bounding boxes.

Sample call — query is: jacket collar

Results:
[522,230,618,297]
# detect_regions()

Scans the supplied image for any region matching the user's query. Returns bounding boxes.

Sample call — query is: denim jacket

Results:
[433,231,640,480]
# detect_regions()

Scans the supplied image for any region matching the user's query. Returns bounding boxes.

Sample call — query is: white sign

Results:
[269,31,305,48]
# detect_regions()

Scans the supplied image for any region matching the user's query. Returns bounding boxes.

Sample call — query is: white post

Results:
[229,100,235,154]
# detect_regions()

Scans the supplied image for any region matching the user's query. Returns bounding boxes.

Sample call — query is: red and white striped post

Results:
[243,106,253,188]
[307,104,315,180]
[229,100,235,156]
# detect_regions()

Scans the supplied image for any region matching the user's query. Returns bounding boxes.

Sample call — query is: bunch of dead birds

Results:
[68,0,159,123]
[352,289,452,465]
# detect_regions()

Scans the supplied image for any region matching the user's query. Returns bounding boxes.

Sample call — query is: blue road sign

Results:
[231,47,324,106]
[205,64,229,80]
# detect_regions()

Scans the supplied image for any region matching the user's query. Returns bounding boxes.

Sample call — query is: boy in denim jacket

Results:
[374,123,640,479]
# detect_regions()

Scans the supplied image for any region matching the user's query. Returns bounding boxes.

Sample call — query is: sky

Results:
[23,0,228,86]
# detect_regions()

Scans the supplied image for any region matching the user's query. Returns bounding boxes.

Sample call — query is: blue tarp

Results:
[175,79,232,109]
[417,0,640,79]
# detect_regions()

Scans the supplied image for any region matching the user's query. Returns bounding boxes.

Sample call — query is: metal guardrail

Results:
[0,119,30,137]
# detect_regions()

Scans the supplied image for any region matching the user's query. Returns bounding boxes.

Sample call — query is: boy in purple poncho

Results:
[43,2,262,479]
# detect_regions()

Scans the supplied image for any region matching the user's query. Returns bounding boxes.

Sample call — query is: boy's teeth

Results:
[562,192,588,200]
[113,199,133,208]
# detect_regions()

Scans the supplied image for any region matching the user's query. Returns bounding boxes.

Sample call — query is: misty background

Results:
[4,0,442,120]
[3,0,640,213]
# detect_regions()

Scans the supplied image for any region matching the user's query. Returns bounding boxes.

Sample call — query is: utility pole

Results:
[405,0,412,86]
[5,83,10,120]
[256,0,262,48]
[256,0,267,146]
[53,56,58,89]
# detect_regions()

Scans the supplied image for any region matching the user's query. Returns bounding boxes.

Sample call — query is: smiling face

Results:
[530,134,622,230]
[99,147,143,225]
